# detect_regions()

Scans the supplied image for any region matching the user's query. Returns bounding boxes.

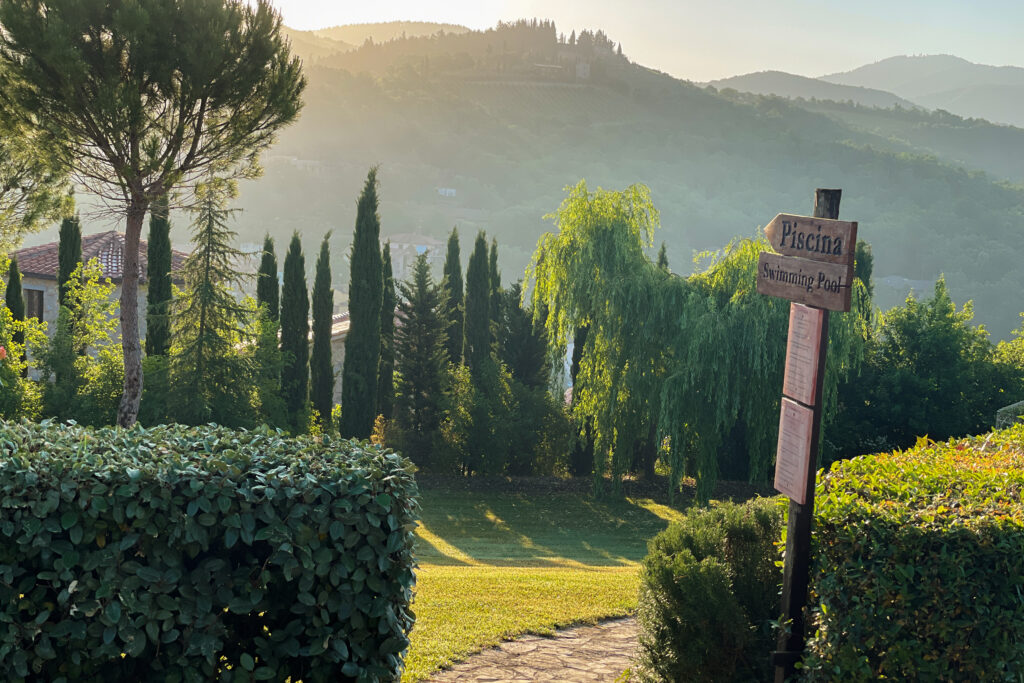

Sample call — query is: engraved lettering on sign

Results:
[774,398,814,505]
[783,304,824,406]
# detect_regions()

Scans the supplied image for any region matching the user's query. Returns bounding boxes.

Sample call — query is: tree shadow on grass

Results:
[414,489,681,567]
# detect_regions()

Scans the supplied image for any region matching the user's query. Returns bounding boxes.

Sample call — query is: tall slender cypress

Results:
[280,232,309,430]
[5,256,25,349]
[657,242,669,271]
[463,232,491,375]
[145,196,172,356]
[57,213,82,306]
[377,242,396,419]
[256,234,279,321]
[310,234,334,428]
[442,227,463,364]
[488,238,501,329]
[340,168,383,439]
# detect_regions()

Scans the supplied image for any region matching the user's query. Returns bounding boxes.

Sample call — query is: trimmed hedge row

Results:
[0,420,419,682]
[634,497,785,682]
[804,425,1024,681]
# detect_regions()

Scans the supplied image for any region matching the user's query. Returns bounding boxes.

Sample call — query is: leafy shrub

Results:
[804,425,1024,681]
[0,420,418,682]
[634,497,785,682]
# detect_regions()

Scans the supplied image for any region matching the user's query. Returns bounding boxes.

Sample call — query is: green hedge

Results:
[634,497,785,682]
[804,425,1024,681]
[0,420,419,682]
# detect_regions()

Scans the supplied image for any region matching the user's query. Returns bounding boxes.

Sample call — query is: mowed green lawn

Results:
[402,482,688,681]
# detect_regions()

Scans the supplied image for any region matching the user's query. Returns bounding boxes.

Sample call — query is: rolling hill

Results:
[707,70,917,109]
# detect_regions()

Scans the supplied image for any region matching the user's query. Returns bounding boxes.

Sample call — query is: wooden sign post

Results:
[757,189,856,682]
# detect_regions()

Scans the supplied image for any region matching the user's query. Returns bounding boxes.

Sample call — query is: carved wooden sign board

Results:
[757,214,857,312]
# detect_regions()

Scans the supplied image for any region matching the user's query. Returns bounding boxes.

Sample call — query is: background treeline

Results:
[3,176,1022,498]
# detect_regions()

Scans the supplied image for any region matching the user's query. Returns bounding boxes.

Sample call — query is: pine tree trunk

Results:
[117,200,147,427]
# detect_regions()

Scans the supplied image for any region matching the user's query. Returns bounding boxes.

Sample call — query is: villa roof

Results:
[12,230,190,284]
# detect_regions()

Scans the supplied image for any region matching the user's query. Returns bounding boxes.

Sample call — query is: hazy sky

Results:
[264,0,1024,82]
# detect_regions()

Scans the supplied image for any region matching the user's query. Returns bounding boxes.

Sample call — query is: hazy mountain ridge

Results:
[707,70,918,109]
[822,55,1024,126]
[312,22,470,46]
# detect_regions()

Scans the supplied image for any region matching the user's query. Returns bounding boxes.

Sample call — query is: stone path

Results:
[429,617,637,682]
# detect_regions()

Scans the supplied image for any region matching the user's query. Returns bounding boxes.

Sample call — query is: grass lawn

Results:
[401,480,689,681]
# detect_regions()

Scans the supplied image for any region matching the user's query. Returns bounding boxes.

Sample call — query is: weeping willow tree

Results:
[528,181,867,502]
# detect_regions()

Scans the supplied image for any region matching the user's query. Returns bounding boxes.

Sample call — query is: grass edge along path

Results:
[400,487,691,681]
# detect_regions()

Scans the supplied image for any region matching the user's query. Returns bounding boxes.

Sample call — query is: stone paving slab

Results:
[429,617,636,682]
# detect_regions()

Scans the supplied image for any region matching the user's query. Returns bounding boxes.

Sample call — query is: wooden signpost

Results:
[759,190,856,682]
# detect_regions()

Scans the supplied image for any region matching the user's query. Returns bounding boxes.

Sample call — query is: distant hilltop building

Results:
[387,233,446,283]
[436,187,457,198]
[10,230,189,336]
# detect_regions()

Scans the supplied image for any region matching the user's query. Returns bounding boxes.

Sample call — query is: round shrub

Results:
[634,496,785,682]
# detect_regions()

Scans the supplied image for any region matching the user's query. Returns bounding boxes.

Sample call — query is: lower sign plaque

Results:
[774,398,814,504]
[783,304,825,406]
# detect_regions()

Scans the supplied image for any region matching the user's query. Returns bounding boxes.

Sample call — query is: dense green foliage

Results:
[57,213,81,306]
[0,419,418,682]
[36,260,123,425]
[463,232,490,376]
[634,497,785,682]
[830,278,1022,459]
[310,234,334,429]
[441,228,464,365]
[0,257,42,419]
[488,238,501,334]
[169,184,251,427]
[256,234,279,321]
[529,181,866,500]
[144,196,172,357]
[5,255,25,349]
[496,283,548,389]
[377,243,396,420]
[0,0,306,426]
[0,117,69,253]
[394,254,449,466]
[804,426,1024,681]
[341,168,383,439]
[279,233,309,431]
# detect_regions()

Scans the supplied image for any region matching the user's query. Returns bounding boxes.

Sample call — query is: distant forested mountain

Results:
[36,23,1024,339]
[822,55,1024,127]
[708,70,917,109]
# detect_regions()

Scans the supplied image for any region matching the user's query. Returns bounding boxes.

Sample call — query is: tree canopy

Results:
[528,181,867,501]
[0,0,305,425]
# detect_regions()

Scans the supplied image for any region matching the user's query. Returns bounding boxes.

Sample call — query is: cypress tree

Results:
[5,256,25,349]
[442,227,463,364]
[256,234,279,321]
[280,232,310,430]
[310,234,334,428]
[463,232,491,375]
[394,253,448,463]
[377,242,396,419]
[145,196,172,356]
[488,238,501,329]
[657,242,669,271]
[340,168,383,439]
[57,213,82,306]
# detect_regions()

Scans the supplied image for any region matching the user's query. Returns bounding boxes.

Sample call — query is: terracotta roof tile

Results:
[12,230,189,284]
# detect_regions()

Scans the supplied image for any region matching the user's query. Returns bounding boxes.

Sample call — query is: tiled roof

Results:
[12,231,189,284]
